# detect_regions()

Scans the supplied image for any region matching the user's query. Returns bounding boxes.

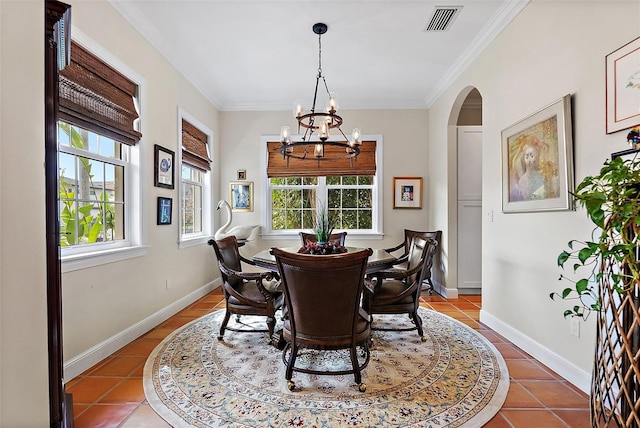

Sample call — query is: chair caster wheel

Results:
[420,336,427,342]
[358,383,367,392]
[287,381,295,391]
[217,335,224,340]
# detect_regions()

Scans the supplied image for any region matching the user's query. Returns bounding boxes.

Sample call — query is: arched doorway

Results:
[446,87,482,296]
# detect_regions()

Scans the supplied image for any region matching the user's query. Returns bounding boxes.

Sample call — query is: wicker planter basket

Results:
[591,246,640,427]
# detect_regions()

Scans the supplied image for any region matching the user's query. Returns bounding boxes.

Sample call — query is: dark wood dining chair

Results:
[208,236,284,345]
[365,236,438,342]
[299,231,347,246]
[384,229,441,293]
[272,247,373,392]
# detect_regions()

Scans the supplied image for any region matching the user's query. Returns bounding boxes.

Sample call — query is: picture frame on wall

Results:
[501,94,574,213]
[393,177,422,209]
[157,197,172,225]
[154,144,175,189]
[229,181,253,212]
[237,169,246,180]
[606,36,640,134]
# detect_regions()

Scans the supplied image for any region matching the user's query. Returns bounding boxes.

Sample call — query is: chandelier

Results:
[279,23,362,164]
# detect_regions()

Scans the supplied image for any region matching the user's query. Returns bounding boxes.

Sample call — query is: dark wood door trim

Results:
[45,1,72,426]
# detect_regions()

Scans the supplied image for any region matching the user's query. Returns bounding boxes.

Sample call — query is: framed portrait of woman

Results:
[501,94,574,213]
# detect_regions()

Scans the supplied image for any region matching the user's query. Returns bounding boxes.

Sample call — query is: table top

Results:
[252,246,397,274]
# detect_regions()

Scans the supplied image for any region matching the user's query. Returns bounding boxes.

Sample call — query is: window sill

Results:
[179,235,212,249]
[61,245,148,273]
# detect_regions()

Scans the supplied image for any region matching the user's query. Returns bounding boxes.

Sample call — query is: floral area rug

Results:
[143,308,509,427]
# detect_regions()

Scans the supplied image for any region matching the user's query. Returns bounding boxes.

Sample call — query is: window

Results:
[178,112,213,246]
[181,165,204,235]
[263,135,383,238]
[58,39,144,271]
[58,122,127,248]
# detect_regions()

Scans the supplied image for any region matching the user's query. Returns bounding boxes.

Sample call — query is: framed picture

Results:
[501,94,574,213]
[606,36,640,134]
[393,177,422,209]
[157,197,172,225]
[237,169,246,180]
[229,181,253,212]
[154,144,174,189]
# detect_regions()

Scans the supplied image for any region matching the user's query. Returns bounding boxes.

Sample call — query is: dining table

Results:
[251,246,398,275]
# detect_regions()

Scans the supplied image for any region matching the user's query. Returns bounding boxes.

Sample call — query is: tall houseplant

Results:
[552,154,640,427]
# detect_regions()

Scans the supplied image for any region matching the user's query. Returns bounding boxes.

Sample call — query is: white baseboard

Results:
[64,280,220,381]
[429,281,458,299]
[480,309,591,394]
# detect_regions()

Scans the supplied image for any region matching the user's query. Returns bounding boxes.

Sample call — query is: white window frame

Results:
[61,30,147,273]
[177,108,213,249]
[261,134,383,240]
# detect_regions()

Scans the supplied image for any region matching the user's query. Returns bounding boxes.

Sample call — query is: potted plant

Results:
[552,153,640,426]
[298,204,347,255]
[313,204,334,244]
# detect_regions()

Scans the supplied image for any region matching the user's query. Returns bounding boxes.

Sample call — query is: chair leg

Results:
[285,343,298,391]
[266,316,276,344]
[218,310,231,340]
[413,311,427,342]
[426,277,434,294]
[351,345,367,392]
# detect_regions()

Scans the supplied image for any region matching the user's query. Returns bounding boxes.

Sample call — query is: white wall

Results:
[59,1,221,376]
[427,0,640,392]
[0,2,50,426]
[219,109,431,254]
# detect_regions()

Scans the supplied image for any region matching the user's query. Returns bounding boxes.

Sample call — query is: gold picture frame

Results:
[229,181,253,212]
[501,94,574,213]
[393,177,422,209]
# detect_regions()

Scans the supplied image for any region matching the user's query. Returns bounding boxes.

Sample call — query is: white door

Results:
[457,126,482,292]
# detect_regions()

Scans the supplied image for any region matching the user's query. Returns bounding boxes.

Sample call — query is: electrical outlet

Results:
[166,279,171,290]
[570,318,580,337]
[486,210,494,222]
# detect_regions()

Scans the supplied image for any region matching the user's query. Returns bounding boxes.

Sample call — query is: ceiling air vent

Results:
[424,6,462,32]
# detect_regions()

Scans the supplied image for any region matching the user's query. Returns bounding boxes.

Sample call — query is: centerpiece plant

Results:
[551,154,640,427]
[298,203,347,255]
[314,204,334,244]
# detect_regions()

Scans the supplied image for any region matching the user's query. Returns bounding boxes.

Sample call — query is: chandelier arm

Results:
[337,126,350,142]
[310,74,321,115]
[321,75,331,98]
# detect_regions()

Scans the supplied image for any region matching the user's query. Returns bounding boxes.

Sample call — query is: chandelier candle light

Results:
[279,23,362,165]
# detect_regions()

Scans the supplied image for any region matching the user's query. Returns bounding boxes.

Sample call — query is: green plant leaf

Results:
[575,279,589,294]
[557,251,570,267]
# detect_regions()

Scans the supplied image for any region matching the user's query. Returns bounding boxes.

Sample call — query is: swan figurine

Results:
[214,200,260,241]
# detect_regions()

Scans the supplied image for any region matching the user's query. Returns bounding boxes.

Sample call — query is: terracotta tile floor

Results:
[67,289,590,427]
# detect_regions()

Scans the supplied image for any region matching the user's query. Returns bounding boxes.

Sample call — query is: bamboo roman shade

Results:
[266,141,376,177]
[182,120,211,171]
[59,41,142,145]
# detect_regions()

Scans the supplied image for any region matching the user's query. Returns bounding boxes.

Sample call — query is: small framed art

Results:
[157,197,172,225]
[229,181,253,212]
[237,169,246,180]
[393,177,422,209]
[154,144,175,189]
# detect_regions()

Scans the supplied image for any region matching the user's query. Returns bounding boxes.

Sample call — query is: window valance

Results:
[59,41,142,145]
[266,141,376,177]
